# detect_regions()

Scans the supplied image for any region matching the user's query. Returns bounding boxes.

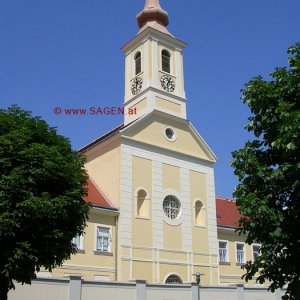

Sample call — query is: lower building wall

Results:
[8,277,285,300]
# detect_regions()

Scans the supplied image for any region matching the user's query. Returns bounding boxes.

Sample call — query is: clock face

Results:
[131,76,143,95]
[160,75,175,92]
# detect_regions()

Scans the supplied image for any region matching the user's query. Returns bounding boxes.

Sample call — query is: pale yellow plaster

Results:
[162,163,180,191]
[218,230,259,284]
[155,97,181,114]
[51,211,116,280]
[84,141,120,207]
[163,222,182,250]
[129,98,147,115]
[124,116,214,161]
[160,264,187,283]
[132,261,153,281]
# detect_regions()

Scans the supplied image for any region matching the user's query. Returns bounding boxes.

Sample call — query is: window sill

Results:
[194,225,207,229]
[219,262,230,265]
[94,251,113,256]
[76,249,85,254]
[236,262,245,266]
[135,216,150,220]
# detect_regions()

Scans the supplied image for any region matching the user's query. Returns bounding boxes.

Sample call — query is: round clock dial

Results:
[131,76,143,95]
[160,75,175,92]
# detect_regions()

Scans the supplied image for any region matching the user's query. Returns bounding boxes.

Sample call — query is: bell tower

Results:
[122,0,187,125]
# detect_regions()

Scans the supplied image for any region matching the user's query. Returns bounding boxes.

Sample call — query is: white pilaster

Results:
[120,145,133,246]
[152,160,163,249]
[180,167,192,252]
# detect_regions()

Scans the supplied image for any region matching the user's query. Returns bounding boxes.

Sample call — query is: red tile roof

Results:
[83,179,116,210]
[216,196,242,228]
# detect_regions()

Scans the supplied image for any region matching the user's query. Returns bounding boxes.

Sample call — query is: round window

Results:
[164,127,176,141]
[163,196,181,220]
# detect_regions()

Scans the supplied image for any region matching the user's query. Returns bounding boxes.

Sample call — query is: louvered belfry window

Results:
[162,49,170,73]
[135,51,141,75]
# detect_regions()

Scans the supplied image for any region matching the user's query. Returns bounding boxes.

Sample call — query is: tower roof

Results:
[136,0,172,35]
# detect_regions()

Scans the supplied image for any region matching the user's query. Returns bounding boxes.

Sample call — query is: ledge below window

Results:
[94,251,113,256]
[236,262,245,266]
[219,262,230,265]
[75,249,85,254]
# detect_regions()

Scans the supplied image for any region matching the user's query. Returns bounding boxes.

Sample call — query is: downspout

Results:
[115,214,119,281]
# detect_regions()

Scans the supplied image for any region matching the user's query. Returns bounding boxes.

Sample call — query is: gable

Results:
[121,111,216,162]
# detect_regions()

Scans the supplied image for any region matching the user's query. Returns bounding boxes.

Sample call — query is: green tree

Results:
[0,106,90,300]
[231,43,300,300]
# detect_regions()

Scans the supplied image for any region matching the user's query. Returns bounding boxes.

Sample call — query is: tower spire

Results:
[137,0,172,35]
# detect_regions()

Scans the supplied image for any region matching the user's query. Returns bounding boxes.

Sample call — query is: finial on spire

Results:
[136,0,171,35]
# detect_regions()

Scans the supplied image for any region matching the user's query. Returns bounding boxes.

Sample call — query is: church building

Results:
[50,0,258,286]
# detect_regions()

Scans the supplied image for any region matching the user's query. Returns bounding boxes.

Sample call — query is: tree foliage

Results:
[0,106,90,300]
[231,43,300,300]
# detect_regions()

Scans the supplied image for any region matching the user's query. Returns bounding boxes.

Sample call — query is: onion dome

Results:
[136,0,172,35]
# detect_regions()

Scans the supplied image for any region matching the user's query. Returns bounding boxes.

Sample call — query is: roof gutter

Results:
[91,205,119,216]
[217,225,239,232]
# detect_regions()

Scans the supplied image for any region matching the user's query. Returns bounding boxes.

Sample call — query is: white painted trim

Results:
[235,242,246,264]
[218,240,230,263]
[152,160,163,249]
[162,188,182,226]
[94,224,113,253]
[121,27,187,54]
[60,264,115,273]
[180,168,192,252]
[121,139,214,170]
[252,244,261,261]
[72,234,84,251]
[120,145,133,247]
[163,126,177,142]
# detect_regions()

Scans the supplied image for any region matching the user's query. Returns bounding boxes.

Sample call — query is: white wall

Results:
[8,277,284,300]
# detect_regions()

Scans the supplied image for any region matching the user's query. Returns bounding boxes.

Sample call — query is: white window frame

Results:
[94,225,112,253]
[134,187,150,219]
[163,126,177,142]
[218,240,229,263]
[193,199,206,227]
[161,48,172,74]
[252,244,261,261]
[235,242,246,264]
[72,234,84,251]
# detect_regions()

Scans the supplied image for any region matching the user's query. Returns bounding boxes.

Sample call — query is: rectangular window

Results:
[236,243,245,263]
[253,245,260,261]
[72,235,83,250]
[219,241,228,262]
[96,226,111,252]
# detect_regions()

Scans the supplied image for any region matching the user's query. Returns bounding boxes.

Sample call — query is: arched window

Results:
[195,200,205,226]
[162,49,171,73]
[165,274,183,284]
[136,189,149,218]
[135,51,141,75]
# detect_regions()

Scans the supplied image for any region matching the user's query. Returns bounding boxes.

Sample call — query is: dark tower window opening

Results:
[135,51,142,75]
[162,49,171,73]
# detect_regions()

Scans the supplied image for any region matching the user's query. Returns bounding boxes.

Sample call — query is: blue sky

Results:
[1,0,299,198]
